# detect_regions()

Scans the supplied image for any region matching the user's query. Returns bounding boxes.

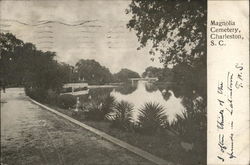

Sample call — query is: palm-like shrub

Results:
[171,112,190,137]
[101,95,116,117]
[170,100,206,165]
[169,98,206,165]
[138,102,168,134]
[170,98,206,143]
[84,95,116,121]
[109,101,134,131]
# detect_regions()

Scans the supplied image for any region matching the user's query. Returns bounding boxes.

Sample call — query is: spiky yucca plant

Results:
[170,98,206,143]
[171,112,190,137]
[101,95,116,118]
[138,102,168,134]
[109,101,134,131]
[84,95,116,121]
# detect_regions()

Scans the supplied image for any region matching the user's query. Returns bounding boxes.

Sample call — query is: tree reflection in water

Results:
[111,81,186,123]
[114,83,137,95]
[80,81,205,125]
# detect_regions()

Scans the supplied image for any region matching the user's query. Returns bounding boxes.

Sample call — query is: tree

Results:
[0,33,24,85]
[142,66,162,78]
[58,63,74,83]
[113,68,140,82]
[0,33,64,92]
[126,0,207,96]
[142,66,173,82]
[126,0,207,67]
[126,3,206,162]
[75,59,113,85]
[161,67,174,82]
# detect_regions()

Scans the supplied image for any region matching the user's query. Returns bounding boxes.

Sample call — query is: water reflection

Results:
[79,81,190,123]
[111,81,185,123]
[114,83,137,95]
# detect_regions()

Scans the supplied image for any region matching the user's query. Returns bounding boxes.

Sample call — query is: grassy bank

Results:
[45,103,204,165]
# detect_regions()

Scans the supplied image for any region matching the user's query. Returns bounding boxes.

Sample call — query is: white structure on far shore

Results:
[62,83,89,96]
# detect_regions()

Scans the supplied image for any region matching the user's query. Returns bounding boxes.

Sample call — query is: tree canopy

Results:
[113,68,140,82]
[126,0,207,68]
[75,59,113,85]
[142,66,162,78]
[142,66,173,82]
[0,33,66,91]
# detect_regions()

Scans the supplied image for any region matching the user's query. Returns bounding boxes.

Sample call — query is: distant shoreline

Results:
[88,85,118,88]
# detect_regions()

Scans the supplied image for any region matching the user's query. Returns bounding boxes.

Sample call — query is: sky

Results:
[0,0,163,74]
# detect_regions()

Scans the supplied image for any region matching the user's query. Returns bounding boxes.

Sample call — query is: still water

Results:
[84,80,186,123]
[111,81,185,123]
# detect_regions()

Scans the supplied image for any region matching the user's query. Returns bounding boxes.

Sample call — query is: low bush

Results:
[101,95,116,117]
[171,98,206,141]
[25,87,48,102]
[84,102,102,121]
[84,95,116,121]
[57,94,76,109]
[46,89,59,105]
[109,101,134,131]
[138,102,168,134]
[170,98,206,164]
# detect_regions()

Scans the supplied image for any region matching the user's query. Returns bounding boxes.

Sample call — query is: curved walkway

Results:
[1,88,152,165]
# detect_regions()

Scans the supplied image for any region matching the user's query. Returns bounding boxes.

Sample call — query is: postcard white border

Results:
[207,1,249,164]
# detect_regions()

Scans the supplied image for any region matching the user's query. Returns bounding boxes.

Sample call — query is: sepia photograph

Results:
[0,0,207,165]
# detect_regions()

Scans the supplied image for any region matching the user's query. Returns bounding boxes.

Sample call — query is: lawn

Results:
[45,104,204,165]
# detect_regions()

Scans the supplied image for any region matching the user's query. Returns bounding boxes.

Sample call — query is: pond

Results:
[111,81,185,123]
[79,80,192,124]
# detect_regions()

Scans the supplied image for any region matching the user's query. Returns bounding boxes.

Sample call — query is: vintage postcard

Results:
[0,0,249,165]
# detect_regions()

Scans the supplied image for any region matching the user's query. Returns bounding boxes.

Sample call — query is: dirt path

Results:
[1,88,152,165]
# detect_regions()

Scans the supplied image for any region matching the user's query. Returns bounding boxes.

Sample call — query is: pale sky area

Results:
[0,0,163,74]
